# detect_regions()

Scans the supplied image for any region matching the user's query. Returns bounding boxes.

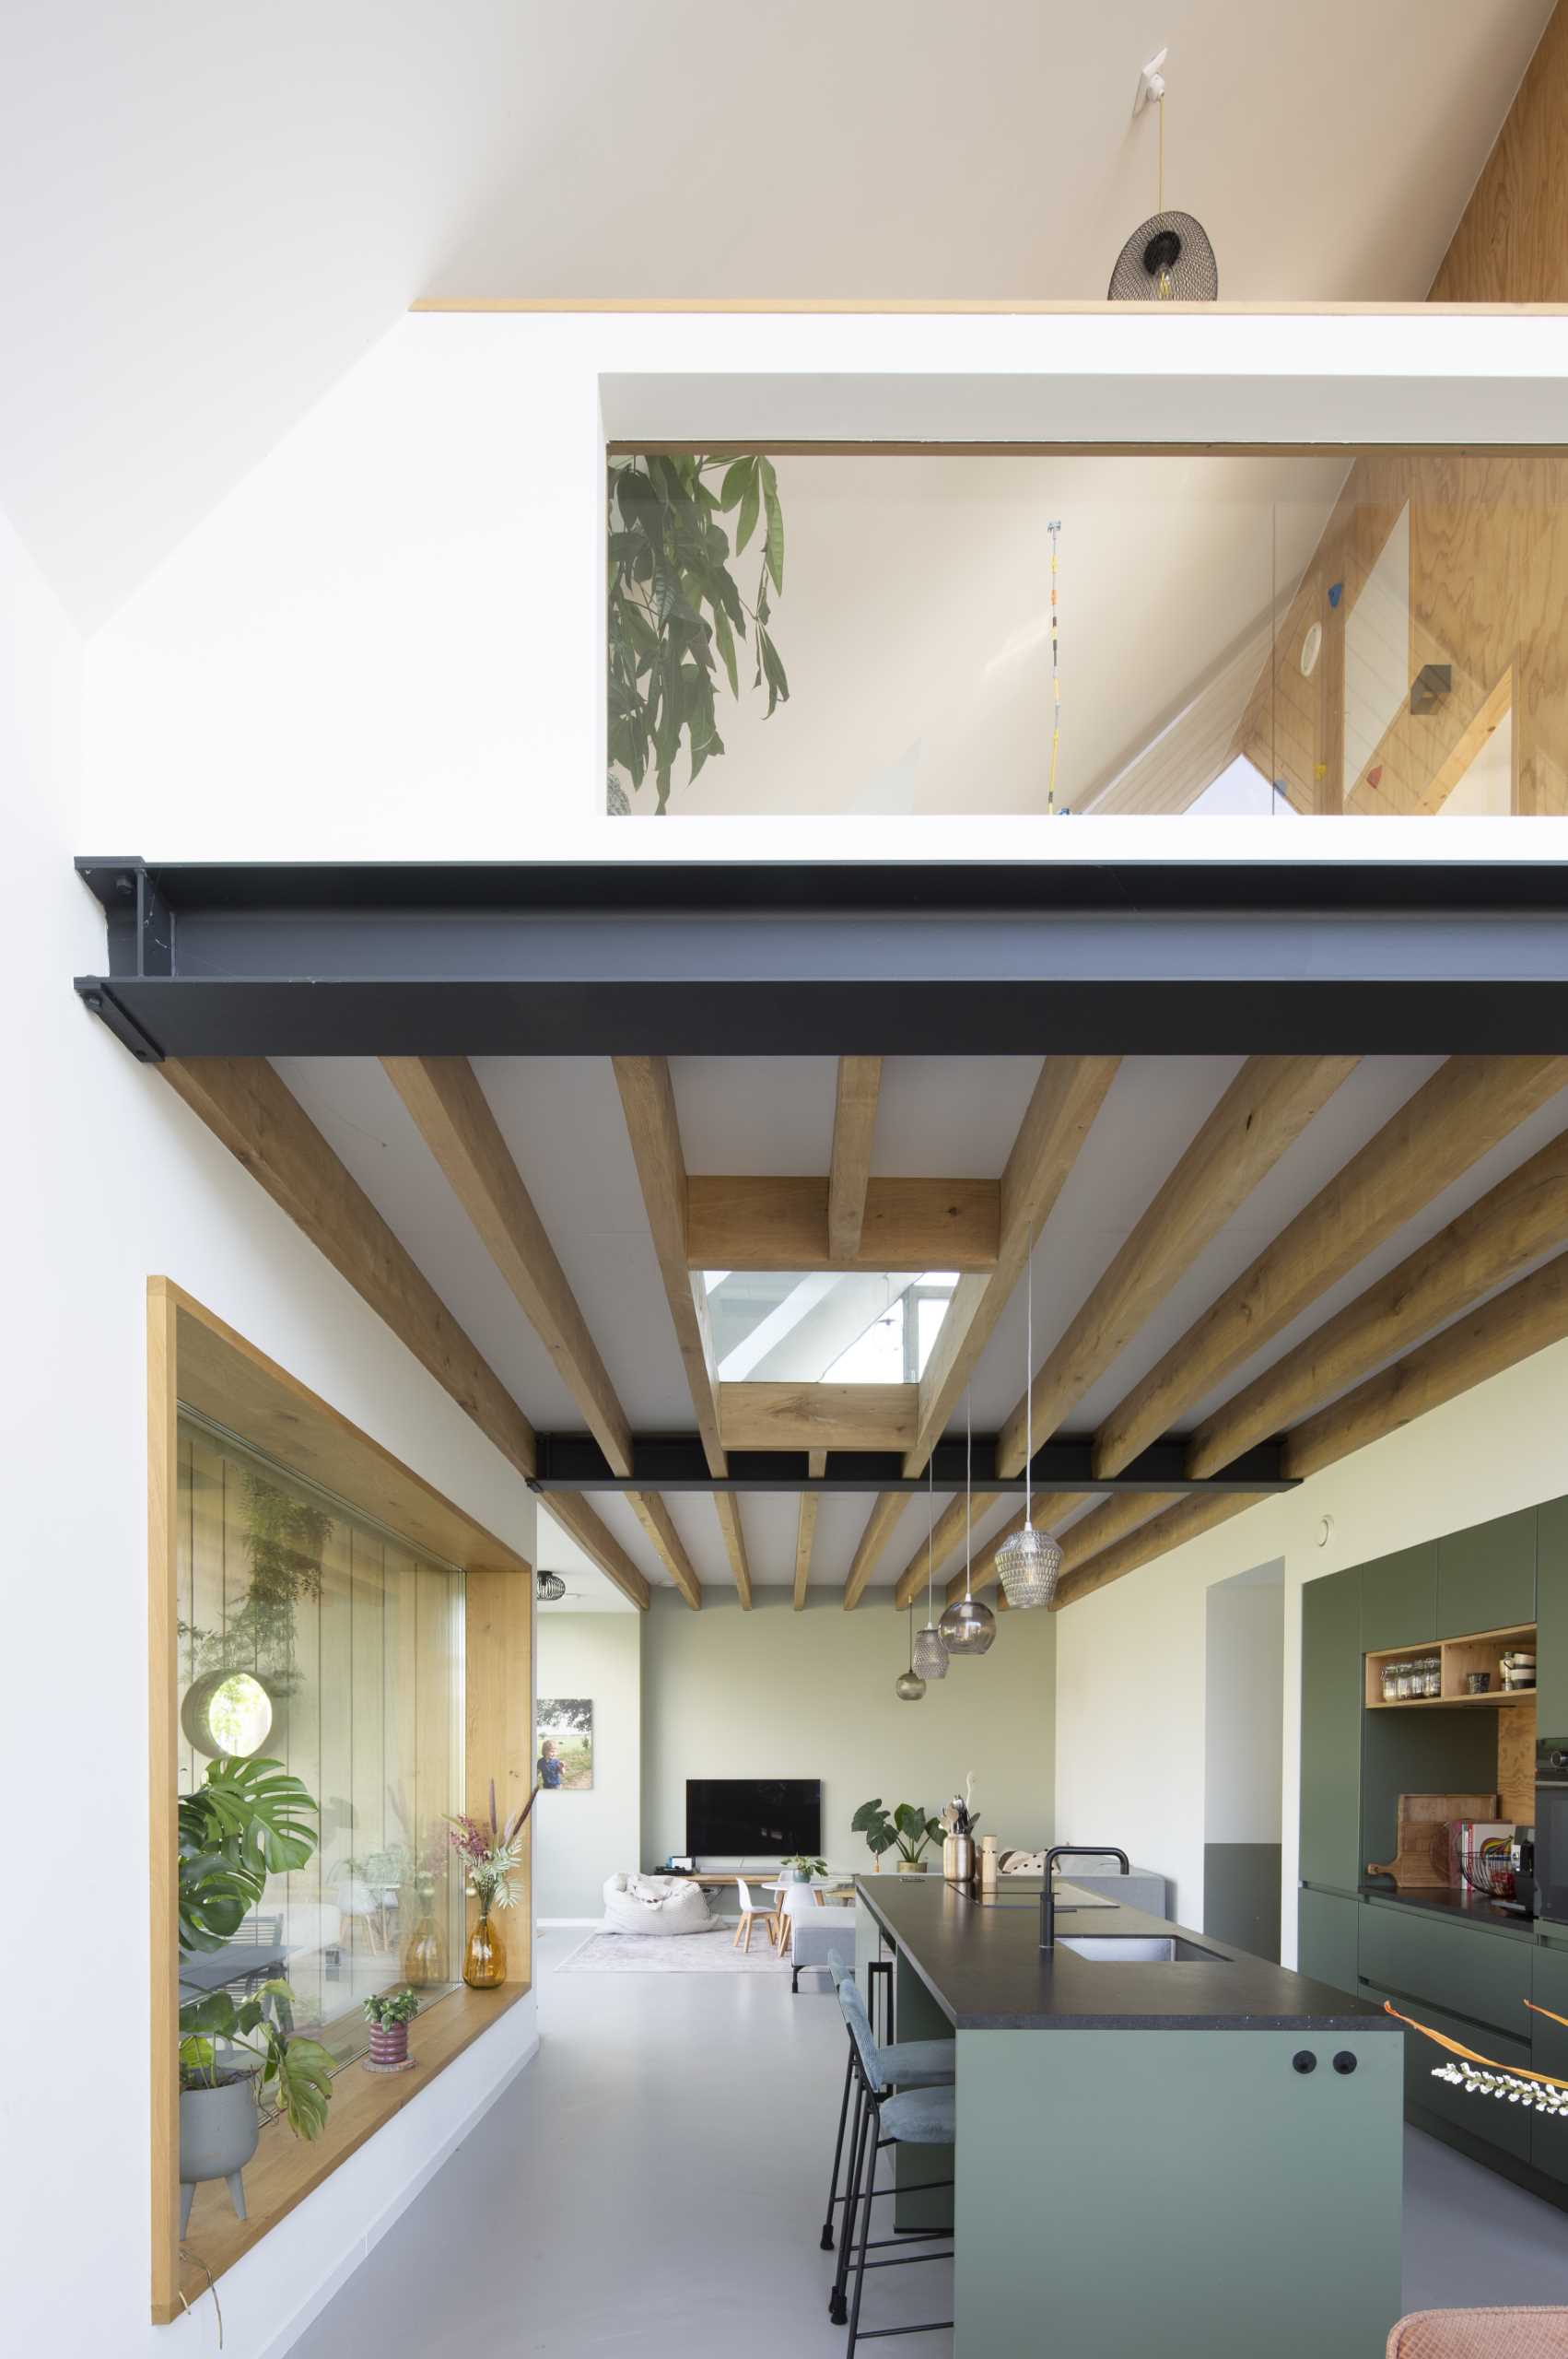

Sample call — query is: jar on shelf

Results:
[1397,1660,1416,1700]
[1423,1656,1442,1699]
[1381,1661,1400,1704]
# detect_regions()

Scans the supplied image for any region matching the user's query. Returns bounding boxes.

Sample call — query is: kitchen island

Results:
[856,1872,1403,2359]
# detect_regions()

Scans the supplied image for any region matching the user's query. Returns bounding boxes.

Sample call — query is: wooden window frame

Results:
[148,1278,533,2324]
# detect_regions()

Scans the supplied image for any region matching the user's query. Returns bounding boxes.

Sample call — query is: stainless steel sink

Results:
[1056,1934,1226,1963]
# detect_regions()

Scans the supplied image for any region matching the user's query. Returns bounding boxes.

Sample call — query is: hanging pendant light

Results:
[995,1223,1064,1611]
[939,1386,997,1656]
[910,1459,950,1681]
[895,1599,926,1702]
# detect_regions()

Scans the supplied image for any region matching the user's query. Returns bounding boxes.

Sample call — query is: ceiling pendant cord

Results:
[1046,520,1062,815]
[965,1387,974,1603]
[911,1456,949,1680]
[994,1215,1064,1610]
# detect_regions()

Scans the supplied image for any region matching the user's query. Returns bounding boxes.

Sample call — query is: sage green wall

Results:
[534,1613,642,1919]
[640,1589,1055,1871]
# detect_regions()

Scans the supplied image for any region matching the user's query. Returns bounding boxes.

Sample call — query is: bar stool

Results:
[825,1962,954,2337]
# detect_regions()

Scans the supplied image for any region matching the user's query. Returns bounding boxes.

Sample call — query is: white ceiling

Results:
[275,1052,1568,1595]
[0,0,1550,626]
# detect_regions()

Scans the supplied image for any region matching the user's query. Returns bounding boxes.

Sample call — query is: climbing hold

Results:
[1314,763,1327,780]
[1328,581,1343,609]
[1366,764,1383,789]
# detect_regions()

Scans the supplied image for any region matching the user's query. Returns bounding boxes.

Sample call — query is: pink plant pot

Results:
[367,2022,412,2072]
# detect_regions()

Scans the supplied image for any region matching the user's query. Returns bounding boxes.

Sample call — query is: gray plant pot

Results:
[180,2075,260,2236]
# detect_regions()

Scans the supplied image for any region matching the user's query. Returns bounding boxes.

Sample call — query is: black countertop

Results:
[1358,1882,1539,1942]
[857,1874,1399,2034]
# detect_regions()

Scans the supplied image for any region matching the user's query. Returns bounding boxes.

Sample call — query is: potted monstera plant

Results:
[851,1800,944,1873]
[177,1755,333,2230]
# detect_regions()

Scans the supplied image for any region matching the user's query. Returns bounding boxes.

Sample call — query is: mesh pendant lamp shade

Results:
[895,1602,926,1701]
[996,1520,1064,1611]
[938,1387,997,1654]
[911,1621,950,1681]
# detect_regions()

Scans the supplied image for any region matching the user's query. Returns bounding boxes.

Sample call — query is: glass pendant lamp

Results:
[895,1601,926,1702]
[995,1224,1064,1610]
[910,1461,950,1681]
[939,1387,997,1656]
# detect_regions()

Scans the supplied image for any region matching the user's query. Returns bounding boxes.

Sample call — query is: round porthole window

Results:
[1300,621,1323,678]
[181,1669,276,1759]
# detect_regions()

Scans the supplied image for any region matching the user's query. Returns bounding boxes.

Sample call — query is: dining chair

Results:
[732,1875,778,1952]
[776,1882,820,1957]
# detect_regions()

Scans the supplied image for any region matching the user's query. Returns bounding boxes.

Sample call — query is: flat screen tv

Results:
[685,1778,821,1860]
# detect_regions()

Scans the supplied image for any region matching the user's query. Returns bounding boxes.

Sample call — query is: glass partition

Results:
[606,450,1567,819]
[176,1414,465,2080]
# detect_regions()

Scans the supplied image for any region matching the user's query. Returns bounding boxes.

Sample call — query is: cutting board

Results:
[1366,1790,1499,1889]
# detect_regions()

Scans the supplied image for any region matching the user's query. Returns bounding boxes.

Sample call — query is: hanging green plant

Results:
[607,452,788,814]
[181,1471,332,1699]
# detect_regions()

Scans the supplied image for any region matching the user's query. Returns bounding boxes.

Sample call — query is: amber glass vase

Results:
[401,1912,447,1989]
[463,1909,506,1989]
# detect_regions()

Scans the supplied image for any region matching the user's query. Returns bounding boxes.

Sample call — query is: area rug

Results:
[557,1924,790,1974]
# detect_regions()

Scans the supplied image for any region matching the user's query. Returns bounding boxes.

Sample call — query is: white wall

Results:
[4,500,540,2358]
[1204,1567,1285,1846]
[82,307,1568,870]
[640,1589,1055,1872]
[534,1614,641,1919]
[1054,1335,1568,1954]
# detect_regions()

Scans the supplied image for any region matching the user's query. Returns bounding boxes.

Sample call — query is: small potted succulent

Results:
[852,1800,944,1873]
[363,1985,420,2073]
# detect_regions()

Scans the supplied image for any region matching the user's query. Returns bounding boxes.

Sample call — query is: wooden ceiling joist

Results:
[828,1056,883,1261]
[685,1173,997,1271]
[996,1055,1359,1478]
[1094,1056,1568,1480]
[547,1492,653,1611]
[159,1057,537,1482]
[1188,1123,1568,1478]
[384,1055,633,1475]
[855,1054,1120,1610]
[793,1446,826,1610]
[900,1490,1000,1611]
[719,1381,916,1453]
[1054,1249,1568,1613]
[625,1492,702,1610]
[614,1054,753,1604]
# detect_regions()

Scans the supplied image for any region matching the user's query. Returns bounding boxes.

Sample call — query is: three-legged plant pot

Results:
[180,2078,260,2236]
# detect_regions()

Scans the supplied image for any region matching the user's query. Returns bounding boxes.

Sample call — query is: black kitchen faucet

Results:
[1040,1846,1130,1952]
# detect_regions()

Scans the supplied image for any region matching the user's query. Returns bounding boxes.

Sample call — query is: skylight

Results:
[702,1270,958,1385]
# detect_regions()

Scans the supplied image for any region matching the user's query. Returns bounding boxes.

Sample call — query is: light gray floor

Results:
[291,1926,1568,2357]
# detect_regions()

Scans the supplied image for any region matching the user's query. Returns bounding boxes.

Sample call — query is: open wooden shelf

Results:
[1364,1623,1537,1710]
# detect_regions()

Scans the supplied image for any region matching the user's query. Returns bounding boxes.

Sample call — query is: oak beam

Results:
[614,1055,752,1604]
[713,1493,753,1609]
[384,1055,633,1475]
[828,1057,883,1261]
[843,1493,907,1611]
[996,1056,1358,1476]
[1094,1055,1568,1478]
[545,1493,652,1611]
[625,1492,702,1609]
[159,1058,537,1481]
[719,1381,917,1454]
[687,1174,998,1271]
[793,1493,819,1610]
[867,1055,1120,1607]
[1188,1123,1568,1477]
[1055,1250,1568,1610]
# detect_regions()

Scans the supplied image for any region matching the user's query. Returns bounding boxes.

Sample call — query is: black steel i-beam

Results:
[72,857,1568,1060]
[525,1432,1293,1496]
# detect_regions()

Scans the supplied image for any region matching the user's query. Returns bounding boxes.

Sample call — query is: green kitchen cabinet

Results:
[1360,1542,1437,1654]
[1297,1887,1361,1994]
[1531,1944,1568,2186]
[1300,1567,1363,1892]
[1358,1899,1532,2037]
[1436,1508,1537,1639]
[1538,1498,1568,1736]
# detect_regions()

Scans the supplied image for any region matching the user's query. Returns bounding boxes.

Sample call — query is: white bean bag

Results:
[602,1872,715,1936]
